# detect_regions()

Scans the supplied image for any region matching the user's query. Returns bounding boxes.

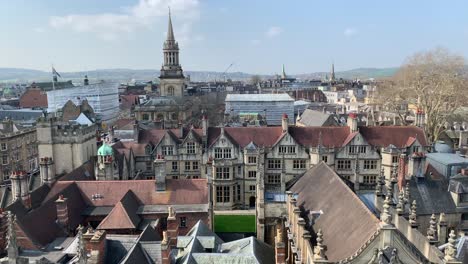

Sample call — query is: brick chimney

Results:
[275,228,286,264]
[56,195,70,234]
[166,207,178,247]
[10,171,30,208]
[347,113,358,133]
[281,114,289,133]
[154,154,166,192]
[161,231,171,264]
[87,230,107,264]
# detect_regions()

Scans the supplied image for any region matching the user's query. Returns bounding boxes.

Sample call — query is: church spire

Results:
[281,64,287,79]
[167,7,175,41]
[330,62,336,83]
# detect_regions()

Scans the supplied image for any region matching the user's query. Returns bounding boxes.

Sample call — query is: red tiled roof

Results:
[97,191,141,230]
[359,126,428,148]
[114,118,135,130]
[45,179,208,207]
[288,127,351,147]
[120,95,139,110]
[208,127,284,148]
[19,88,48,108]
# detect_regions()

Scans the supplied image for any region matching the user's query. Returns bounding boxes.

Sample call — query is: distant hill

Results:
[0,67,399,83]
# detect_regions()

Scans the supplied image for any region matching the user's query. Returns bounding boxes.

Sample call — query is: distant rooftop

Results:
[426,153,468,166]
[225,93,294,102]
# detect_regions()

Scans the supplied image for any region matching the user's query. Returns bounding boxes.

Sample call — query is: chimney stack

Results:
[347,113,358,133]
[39,157,55,185]
[274,228,286,264]
[56,195,71,234]
[88,230,107,264]
[281,114,289,133]
[133,121,139,142]
[161,231,171,264]
[154,154,166,192]
[202,115,208,146]
[166,206,178,247]
[10,171,30,208]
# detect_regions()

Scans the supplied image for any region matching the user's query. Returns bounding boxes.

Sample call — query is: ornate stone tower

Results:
[159,10,185,97]
[96,143,116,180]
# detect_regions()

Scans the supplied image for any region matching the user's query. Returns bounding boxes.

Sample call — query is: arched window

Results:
[167,86,175,96]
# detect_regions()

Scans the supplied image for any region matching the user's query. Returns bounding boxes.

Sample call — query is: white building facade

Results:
[47,81,119,124]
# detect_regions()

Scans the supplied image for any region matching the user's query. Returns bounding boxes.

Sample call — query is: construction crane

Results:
[223,63,234,82]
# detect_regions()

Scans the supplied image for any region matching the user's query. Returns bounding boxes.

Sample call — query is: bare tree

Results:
[379,48,466,143]
[376,80,411,125]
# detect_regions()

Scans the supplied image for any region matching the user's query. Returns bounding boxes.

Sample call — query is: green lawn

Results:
[214,215,256,233]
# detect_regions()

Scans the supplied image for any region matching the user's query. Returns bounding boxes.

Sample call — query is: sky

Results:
[1,0,468,75]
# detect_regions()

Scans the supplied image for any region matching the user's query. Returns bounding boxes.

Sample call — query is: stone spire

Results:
[409,200,418,227]
[167,7,175,41]
[77,225,88,264]
[6,211,18,261]
[380,195,392,225]
[444,230,458,262]
[313,229,326,261]
[396,190,405,215]
[426,214,438,242]
[330,63,336,82]
[281,64,287,79]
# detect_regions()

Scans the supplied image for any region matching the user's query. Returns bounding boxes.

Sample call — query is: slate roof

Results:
[409,176,457,215]
[288,162,381,262]
[449,173,468,194]
[297,109,339,127]
[175,220,274,264]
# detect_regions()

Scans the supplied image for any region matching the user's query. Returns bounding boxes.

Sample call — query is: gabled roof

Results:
[208,127,284,148]
[19,88,48,108]
[97,191,141,230]
[289,162,380,262]
[297,109,339,127]
[359,126,428,147]
[45,179,208,207]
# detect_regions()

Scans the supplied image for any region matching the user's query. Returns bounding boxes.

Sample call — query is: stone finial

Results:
[380,195,392,225]
[375,168,384,196]
[275,228,283,244]
[409,200,418,225]
[444,230,457,261]
[385,178,393,203]
[426,214,437,241]
[313,229,326,261]
[6,211,18,259]
[77,225,88,264]
[391,163,398,182]
[168,206,175,219]
[404,183,410,204]
[439,213,447,224]
[162,231,168,244]
[396,190,405,215]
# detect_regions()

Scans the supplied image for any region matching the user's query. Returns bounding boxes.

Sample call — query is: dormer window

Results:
[187,142,196,154]
[162,146,173,156]
[145,145,153,155]
[460,194,468,203]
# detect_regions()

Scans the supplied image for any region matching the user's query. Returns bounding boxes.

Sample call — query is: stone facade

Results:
[0,120,38,182]
[37,117,97,176]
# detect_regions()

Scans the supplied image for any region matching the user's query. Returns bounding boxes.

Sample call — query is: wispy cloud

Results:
[266,26,283,38]
[49,0,200,41]
[344,27,358,37]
